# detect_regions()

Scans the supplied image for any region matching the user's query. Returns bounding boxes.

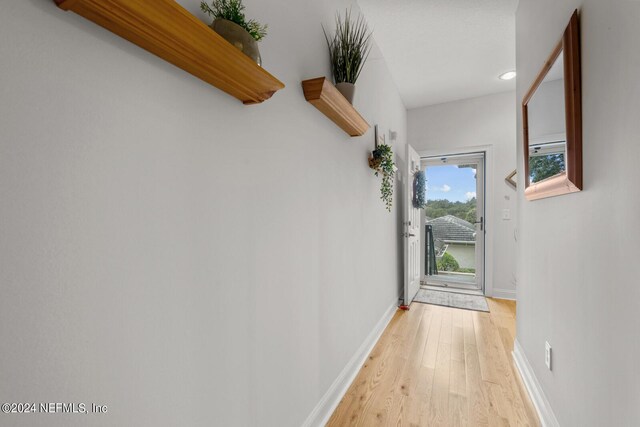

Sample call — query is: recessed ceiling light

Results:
[499,71,517,80]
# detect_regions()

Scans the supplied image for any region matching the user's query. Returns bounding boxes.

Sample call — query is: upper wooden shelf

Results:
[54,0,284,105]
[302,77,370,137]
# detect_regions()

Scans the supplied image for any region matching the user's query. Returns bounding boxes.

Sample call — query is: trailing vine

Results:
[368,143,396,211]
[413,170,426,209]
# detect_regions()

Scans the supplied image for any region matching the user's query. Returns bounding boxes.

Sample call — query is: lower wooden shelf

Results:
[301,77,369,137]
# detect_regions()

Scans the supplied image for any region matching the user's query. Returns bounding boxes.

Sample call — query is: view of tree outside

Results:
[437,252,459,271]
[436,252,475,274]
[529,153,565,183]
[425,198,477,223]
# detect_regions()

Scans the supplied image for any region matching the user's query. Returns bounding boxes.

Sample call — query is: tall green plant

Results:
[323,9,373,84]
[201,0,267,41]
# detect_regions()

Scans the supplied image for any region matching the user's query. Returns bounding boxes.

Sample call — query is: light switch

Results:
[545,341,552,370]
[502,209,511,220]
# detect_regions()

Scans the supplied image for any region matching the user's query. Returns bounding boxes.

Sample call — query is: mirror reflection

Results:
[527,51,566,184]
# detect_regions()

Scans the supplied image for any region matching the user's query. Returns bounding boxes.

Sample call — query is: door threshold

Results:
[421,285,484,297]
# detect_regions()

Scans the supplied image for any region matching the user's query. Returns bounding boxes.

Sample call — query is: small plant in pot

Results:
[201,0,267,65]
[323,9,373,104]
[369,143,397,212]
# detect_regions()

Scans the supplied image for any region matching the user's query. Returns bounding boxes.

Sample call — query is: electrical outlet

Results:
[502,208,511,220]
[545,341,552,370]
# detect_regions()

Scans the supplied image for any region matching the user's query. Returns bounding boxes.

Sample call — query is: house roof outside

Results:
[427,215,476,243]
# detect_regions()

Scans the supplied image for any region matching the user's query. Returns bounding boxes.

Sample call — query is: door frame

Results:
[422,152,485,292]
[417,145,495,297]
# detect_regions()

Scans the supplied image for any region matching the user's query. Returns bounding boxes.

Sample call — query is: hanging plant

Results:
[413,170,426,209]
[368,143,396,211]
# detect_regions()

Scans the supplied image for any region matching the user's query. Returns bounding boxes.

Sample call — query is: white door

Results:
[404,144,421,305]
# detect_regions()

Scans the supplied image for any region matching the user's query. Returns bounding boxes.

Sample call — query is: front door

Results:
[423,152,485,292]
[404,144,422,304]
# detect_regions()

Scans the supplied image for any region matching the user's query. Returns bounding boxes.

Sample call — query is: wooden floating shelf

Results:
[301,77,370,137]
[54,0,284,105]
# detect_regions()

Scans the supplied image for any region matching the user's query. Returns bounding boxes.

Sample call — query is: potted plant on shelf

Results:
[323,9,372,104]
[369,141,397,212]
[200,0,267,65]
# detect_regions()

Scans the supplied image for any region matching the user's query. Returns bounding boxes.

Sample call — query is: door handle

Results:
[404,232,416,237]
[474,216,484,231]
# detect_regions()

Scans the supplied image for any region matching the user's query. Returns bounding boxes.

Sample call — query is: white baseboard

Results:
[301,302,398,427]
[512,340,560,427]
[491,288,516,300]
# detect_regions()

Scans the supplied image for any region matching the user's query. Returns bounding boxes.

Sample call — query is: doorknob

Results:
[474,216,484,231]
[404,232,416,237]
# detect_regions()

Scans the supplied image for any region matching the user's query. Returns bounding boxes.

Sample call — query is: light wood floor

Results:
[327,299,539,426]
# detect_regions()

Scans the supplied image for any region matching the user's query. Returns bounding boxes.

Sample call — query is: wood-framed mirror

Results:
[522,10,582,201]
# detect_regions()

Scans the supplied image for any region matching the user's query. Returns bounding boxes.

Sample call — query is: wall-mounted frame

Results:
[522,10,582,201]
[374,124,386,149]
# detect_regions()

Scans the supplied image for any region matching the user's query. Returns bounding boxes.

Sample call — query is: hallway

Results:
[328,300,539,426]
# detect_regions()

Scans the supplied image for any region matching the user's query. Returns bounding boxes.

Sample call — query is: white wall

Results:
[528,78,566,140]
[446,244,476,270]
[408,92,518,298]
[0,1,406,426]
[516,1,640,425]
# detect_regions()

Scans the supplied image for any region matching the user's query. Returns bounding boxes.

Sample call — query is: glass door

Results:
[422,152,485,291]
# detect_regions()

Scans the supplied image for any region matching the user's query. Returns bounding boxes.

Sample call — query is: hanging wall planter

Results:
[368,126,397,211]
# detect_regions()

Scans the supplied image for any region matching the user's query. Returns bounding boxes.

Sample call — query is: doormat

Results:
[413,289,489,312]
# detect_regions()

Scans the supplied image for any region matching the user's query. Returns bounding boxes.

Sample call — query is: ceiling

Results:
[358,0,518,109]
